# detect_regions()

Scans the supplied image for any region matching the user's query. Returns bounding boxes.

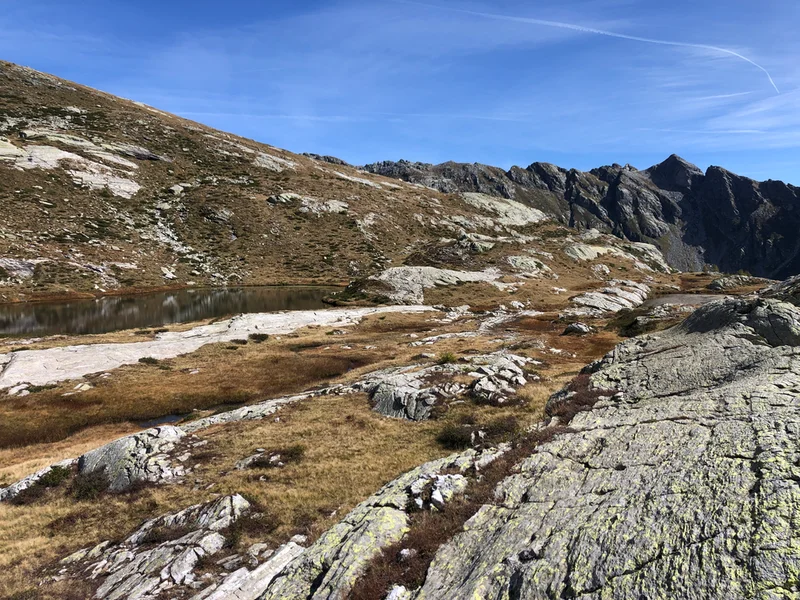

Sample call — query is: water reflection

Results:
[0,286,338,337]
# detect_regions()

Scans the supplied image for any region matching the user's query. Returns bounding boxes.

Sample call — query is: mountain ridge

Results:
[364,154,800,278]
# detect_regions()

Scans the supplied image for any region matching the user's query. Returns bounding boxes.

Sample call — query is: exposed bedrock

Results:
[411,292,800,599]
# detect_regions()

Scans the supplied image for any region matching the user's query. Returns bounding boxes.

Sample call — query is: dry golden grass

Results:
[0,339,382,449]
[0,392,449,598]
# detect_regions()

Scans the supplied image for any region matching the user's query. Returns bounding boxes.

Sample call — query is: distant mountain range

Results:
[364,156,800,279]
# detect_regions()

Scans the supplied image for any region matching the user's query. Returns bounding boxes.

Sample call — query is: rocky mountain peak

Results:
[645,153,705,191]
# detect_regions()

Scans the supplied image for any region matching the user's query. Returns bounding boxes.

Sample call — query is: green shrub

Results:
[70,469,111,501]
[8,465,73,506]
[248,333,269,343]
[436,424,472,450]
[138,356,159,365]
[437,352,458,365]
[37,465,72,488]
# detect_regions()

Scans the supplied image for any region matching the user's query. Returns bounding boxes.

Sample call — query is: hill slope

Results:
[0,61,573,301]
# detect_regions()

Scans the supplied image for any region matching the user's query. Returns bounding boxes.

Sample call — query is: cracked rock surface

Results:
[408,291,800,599]
[58,495,251,600]
[78,426,188,492]
[257,447,507,600]
[350,353,536,420]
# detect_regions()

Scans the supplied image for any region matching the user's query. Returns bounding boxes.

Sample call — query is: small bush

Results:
[70,469,111,501]
[546,373,617,425]
[437,352,458,365]
[27,384,58,394]
[138,356,159,365]
[231,339,249,345]
[8,465,73,506]
[8,483,47,506]
[436,424,473,450]
[248,333,269,343]
[483,416,519,443]
[37,465,72,488]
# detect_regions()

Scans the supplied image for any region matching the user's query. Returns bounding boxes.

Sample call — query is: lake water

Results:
[643,294,725,308]
[0,286,338,337]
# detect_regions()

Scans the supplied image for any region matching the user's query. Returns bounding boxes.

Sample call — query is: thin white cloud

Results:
[638,127,767,135]
[692,91,755,101]
[396,0,780,93]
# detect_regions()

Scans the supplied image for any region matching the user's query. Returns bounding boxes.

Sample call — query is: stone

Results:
[350,353,533,420]
[0,137,24,160]
[254,152,296,172]
[365,266,510,304]
[460,192,548,227]
[191,542,304,600]
[562,322,593,336]
[708,274,770,291]
[298,197,349,216]
[0,257,46,279]
[59,495,250,600]
[385,585,413,600]
[568,280,650,316]
[77,426,186,492]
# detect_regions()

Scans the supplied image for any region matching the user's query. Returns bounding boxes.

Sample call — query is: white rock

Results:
[461,192,548,226]
[0,306,433,390]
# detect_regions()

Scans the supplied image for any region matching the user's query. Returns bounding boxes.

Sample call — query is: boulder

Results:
[351,353,534,420]
[562,322,593,336]
[61,495,251,600]
[77,426,186,492]
[707,274,769,291]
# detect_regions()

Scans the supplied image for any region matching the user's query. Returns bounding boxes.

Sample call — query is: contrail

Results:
[396,1,780,94]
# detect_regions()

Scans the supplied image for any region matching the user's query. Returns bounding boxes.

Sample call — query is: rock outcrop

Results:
[407,290,800,598]
[707,274,771,291]
[363,266,512,304]
[249,280,800,599]
[257,447,507,600]
[78,426,188,492]
[567,279,650,316]
[351,353,536,420]
[365,156,800,278]
[58,495,254,599]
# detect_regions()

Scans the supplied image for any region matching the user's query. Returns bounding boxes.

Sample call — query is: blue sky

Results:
[1,0,798,183]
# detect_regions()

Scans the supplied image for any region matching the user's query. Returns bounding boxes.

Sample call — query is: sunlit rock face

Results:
[412,289,800,599]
